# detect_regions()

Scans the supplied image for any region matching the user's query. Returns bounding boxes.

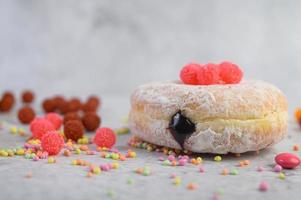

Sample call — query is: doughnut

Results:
[128,80,287,154]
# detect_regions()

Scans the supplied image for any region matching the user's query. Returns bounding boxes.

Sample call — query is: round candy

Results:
[45,113,62,130]
[42,99,56,113]
[180,63,201,85]
[0,92,15,112]
[41,131,64,155]
[197,63,220,85]
[93,127,116,148]
[275,153,301,169]
[22,90,34,103]
[82,112,101,131]
[30,118,55,139]
[63,112,81,124]
[64,120,84,141]
[18,106,36,124]
[219,61,243,84]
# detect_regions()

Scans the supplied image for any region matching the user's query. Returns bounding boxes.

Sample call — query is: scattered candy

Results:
[293,144,299,151]
[199,166,205,173]
[30,117,55,139]
[82,112,101,131]
[257,166,265,172]
[221,168,229,175]
[18,106,36,124]
[295,107,301,125]
[230,169,239,175]
[187,183,198,190]
[258,181,269,192]
[273,164,283,172]
[47,157,56,164]
[45,113,62,130]
[21,90,34,103]
[275,153,301,169]
[64,120,84,141]
[214,155,222,162]
[127,178,134,185]
[173,177,182,186]
[41,131,64,155]
[277,172,285,180]
[93,127,116,148]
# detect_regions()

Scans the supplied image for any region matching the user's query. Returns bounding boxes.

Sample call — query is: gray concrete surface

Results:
[1,0,301,199]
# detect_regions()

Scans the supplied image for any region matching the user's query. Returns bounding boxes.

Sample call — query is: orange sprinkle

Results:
[187,183,198,190]
[63,149,71,157]
[80,145,89,151]
[25,172,32,179]
[221,168,229,175]
[293,145,299,151]
[86,172,93,178]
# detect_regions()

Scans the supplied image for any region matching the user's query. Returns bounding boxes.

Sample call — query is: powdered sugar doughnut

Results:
[128,80,287,154]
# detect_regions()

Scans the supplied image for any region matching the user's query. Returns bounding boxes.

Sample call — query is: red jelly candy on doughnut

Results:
[275,153,301,169]
[219,61,243,84]
[197,63,220,85]
[180,63,201,85]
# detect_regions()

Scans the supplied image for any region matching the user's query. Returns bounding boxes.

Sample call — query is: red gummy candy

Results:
[41,131,64,155]
[275,153,301,169]
[30,117,55,139]
[45,113,62,130]
[180,63,201,85]
[197,63,220,85]
[93,127,116,148]
[219,61,243,84]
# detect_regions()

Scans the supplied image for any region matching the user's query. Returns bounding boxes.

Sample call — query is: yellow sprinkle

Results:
[173,177,182,185]
[10,126,18,134]
[92,167,101,175]
[196,157,203,163]
[214,156,222,162]
[71,160,78,165]
[75,148,81,154]
[279,172,285,180]
[48,157,56,164]
[0,150,8,157]
[16,149,25,156]
[112,162,119,169]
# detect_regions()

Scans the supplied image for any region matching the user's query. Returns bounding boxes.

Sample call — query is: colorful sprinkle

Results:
[258,181,269,192]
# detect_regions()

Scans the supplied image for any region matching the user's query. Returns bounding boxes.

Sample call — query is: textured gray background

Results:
[1,0,301,200]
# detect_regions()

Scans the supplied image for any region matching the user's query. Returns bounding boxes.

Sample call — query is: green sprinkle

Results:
[230,169,239,175]
[127,178,134,185]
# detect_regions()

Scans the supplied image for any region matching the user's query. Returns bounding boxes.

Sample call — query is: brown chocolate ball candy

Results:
[53,96,65,110]
[63,112,81,124]
[22,90,34,103]
[67,98,82,112]
[82,96,100,112]
[42,98,56,113]
[0,92,15,112]
[58,100,69,114]
[18,106,36,124]
[82,112,101,131]
[64,120,84,141]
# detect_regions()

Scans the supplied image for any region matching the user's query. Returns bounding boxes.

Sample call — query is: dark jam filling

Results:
[168,111,196,149]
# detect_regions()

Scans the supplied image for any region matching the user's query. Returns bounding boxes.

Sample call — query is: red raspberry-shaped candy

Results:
[219,61,243,84]
[41,131,64,155]
[197,63,220,85]
[93,127,116,148]
[45,113,62,130]
[180,63,201,85]
[30,117,55,139]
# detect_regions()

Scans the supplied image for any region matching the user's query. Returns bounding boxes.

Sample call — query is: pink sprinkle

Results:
[158,156,165,161]
[170,173,177,178]
[32,156,39,161]
[273,164,283,172]
[178,159,187,166]
[257,166,265,172]
[199,166,205,173]
[100,164,110,171]
[259,181,269,192]
[168,155,175,161]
